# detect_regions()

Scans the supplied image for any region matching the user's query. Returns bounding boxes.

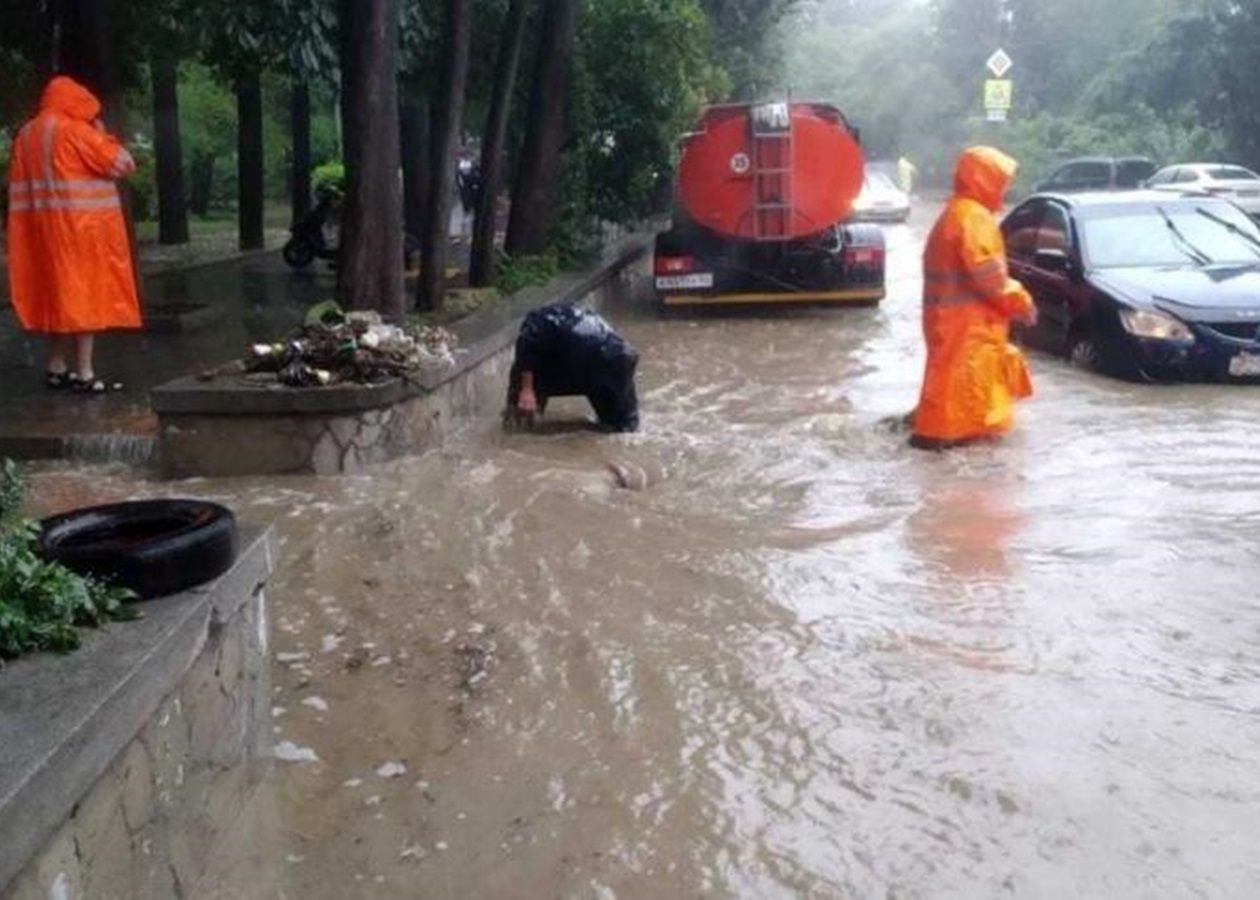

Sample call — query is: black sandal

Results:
[70,376,122,394]
[46,371,72,390]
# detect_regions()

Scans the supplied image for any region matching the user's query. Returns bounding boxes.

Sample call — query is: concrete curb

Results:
[0,526,274,893]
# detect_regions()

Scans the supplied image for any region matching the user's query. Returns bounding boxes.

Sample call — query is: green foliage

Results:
[0,459,24,526]
[177,64,239,214]
[312,161,346,199]
[991,108,1225,197]
[128,140,159,221]
[578,0,724,223]
[543,0,728,258]
[787,0,1237,188]
[0,461,137,663]
[700,0,799,97]
[494,252,559,295]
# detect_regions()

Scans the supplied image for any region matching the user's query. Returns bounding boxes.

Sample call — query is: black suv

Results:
[1035,156,1157,193]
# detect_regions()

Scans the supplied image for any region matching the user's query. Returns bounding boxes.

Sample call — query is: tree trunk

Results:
[56,0,120,118]
[189,155,214,217]
[290,81,312,226]
[337,0,405,320]
[469,0,530,287]
[151,54,189,245]
[34,0,58,82]
[399,96,430,240]
[236,72,265,251]
[505,0,578,257]
[417,0,473,312]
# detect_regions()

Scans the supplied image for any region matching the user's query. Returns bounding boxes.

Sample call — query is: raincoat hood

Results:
[39,76,102,122]
[953,146,1018,212]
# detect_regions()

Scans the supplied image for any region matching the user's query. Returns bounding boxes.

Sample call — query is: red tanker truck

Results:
[654,101,886,306]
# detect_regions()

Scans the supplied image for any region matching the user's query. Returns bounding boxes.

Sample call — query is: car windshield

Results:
[864,172,897,192]
[1205,165,1259,182]
[1082,202,1260,268]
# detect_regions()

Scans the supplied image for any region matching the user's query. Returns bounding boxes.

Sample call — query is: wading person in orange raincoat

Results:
[6,75,141,393]
[911,146,1036,450]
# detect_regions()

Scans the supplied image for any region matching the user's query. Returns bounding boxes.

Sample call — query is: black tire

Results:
[1068,333,1102,372]
[37,500,238,600]
[283,236,317,269]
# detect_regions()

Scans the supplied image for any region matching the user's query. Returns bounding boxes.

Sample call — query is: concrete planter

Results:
[0,527,275,899]
[151,234,652,478]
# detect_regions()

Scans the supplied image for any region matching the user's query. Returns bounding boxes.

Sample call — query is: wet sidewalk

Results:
[0,251,328,460]
[0,207,490,460]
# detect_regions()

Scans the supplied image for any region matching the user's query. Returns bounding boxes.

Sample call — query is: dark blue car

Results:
[1001,190,1260,381]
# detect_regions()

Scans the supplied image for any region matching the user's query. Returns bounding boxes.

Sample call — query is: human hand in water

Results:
[517,385,539,417]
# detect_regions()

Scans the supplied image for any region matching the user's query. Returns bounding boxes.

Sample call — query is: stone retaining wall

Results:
[0,529,274,899]
[152,234,651,478]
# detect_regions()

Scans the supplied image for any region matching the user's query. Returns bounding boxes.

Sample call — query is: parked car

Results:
[1145,163,1260,219]
[1002,190,1260,381]
[848,169,911,223]
[1035,156,1157,193]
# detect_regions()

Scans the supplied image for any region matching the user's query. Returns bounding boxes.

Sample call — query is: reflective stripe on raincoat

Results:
[913,146,1034,444]
[5,76,141,334]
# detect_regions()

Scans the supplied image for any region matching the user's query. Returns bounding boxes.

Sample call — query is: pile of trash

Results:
[201,302,459,387]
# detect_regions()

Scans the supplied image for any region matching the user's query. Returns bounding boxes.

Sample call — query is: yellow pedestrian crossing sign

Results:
[984,79,1013,111]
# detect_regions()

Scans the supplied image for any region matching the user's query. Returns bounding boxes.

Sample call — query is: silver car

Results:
[1146,163,1260,218]
[848,171,911,223]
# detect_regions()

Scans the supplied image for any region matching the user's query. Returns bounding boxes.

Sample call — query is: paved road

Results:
[29,202,1260,898]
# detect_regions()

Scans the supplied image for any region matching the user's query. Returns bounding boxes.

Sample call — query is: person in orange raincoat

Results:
[911,146,1036,450]
[6,75,141,393]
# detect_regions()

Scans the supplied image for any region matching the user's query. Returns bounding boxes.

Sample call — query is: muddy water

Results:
[30,206,1260,898]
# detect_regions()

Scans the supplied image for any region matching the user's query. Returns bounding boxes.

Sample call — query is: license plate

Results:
[1229,351,1260,377]
[656,273,714,291]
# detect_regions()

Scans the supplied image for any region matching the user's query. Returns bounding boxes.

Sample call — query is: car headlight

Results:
[1119,309,1195,342]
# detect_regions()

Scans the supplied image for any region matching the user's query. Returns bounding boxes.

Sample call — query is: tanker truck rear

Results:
[654,101,886,306]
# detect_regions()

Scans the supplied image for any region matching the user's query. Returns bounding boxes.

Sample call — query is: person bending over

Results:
[506,304,640,432]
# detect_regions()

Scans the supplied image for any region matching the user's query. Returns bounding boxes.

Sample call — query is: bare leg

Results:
[74,334,95,381]
[48,335,71,374]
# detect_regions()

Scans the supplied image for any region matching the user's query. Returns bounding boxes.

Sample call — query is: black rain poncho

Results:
[507,304,640,432]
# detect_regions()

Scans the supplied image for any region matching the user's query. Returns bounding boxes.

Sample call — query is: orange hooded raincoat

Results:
[6,76,141,334]
[913,147,1033,445]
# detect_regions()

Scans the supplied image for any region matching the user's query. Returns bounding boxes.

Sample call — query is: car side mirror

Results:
[1033,248,1074,276]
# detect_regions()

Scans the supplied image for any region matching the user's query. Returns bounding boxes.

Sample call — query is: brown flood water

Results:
[29,206,1260,898]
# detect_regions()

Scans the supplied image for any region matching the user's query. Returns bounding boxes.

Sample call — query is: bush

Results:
[312,161,346,200]
[128,142,158,222]
[0,461,136,663]
[494,252,559,296]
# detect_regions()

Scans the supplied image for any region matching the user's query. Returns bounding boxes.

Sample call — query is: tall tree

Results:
[469,0,531,286]
[397,0,433,241]
[201,2,281,250]
[56,0,118,107]
[417,0,473,311]
[135,0,199,245]
[1214,2,1260,168]
[151,53,189,243]
[278,0,338,226]
[700,0,798,97]
[505,0,578,257]
[235,71,265,250]
[399,96,430,238]
[290,83,313,223]
[337,0,405,318]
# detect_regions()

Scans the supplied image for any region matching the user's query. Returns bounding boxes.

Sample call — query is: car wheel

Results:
[283,237,316,269]
[1068,333,1102,372]
[38,500,238,600]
